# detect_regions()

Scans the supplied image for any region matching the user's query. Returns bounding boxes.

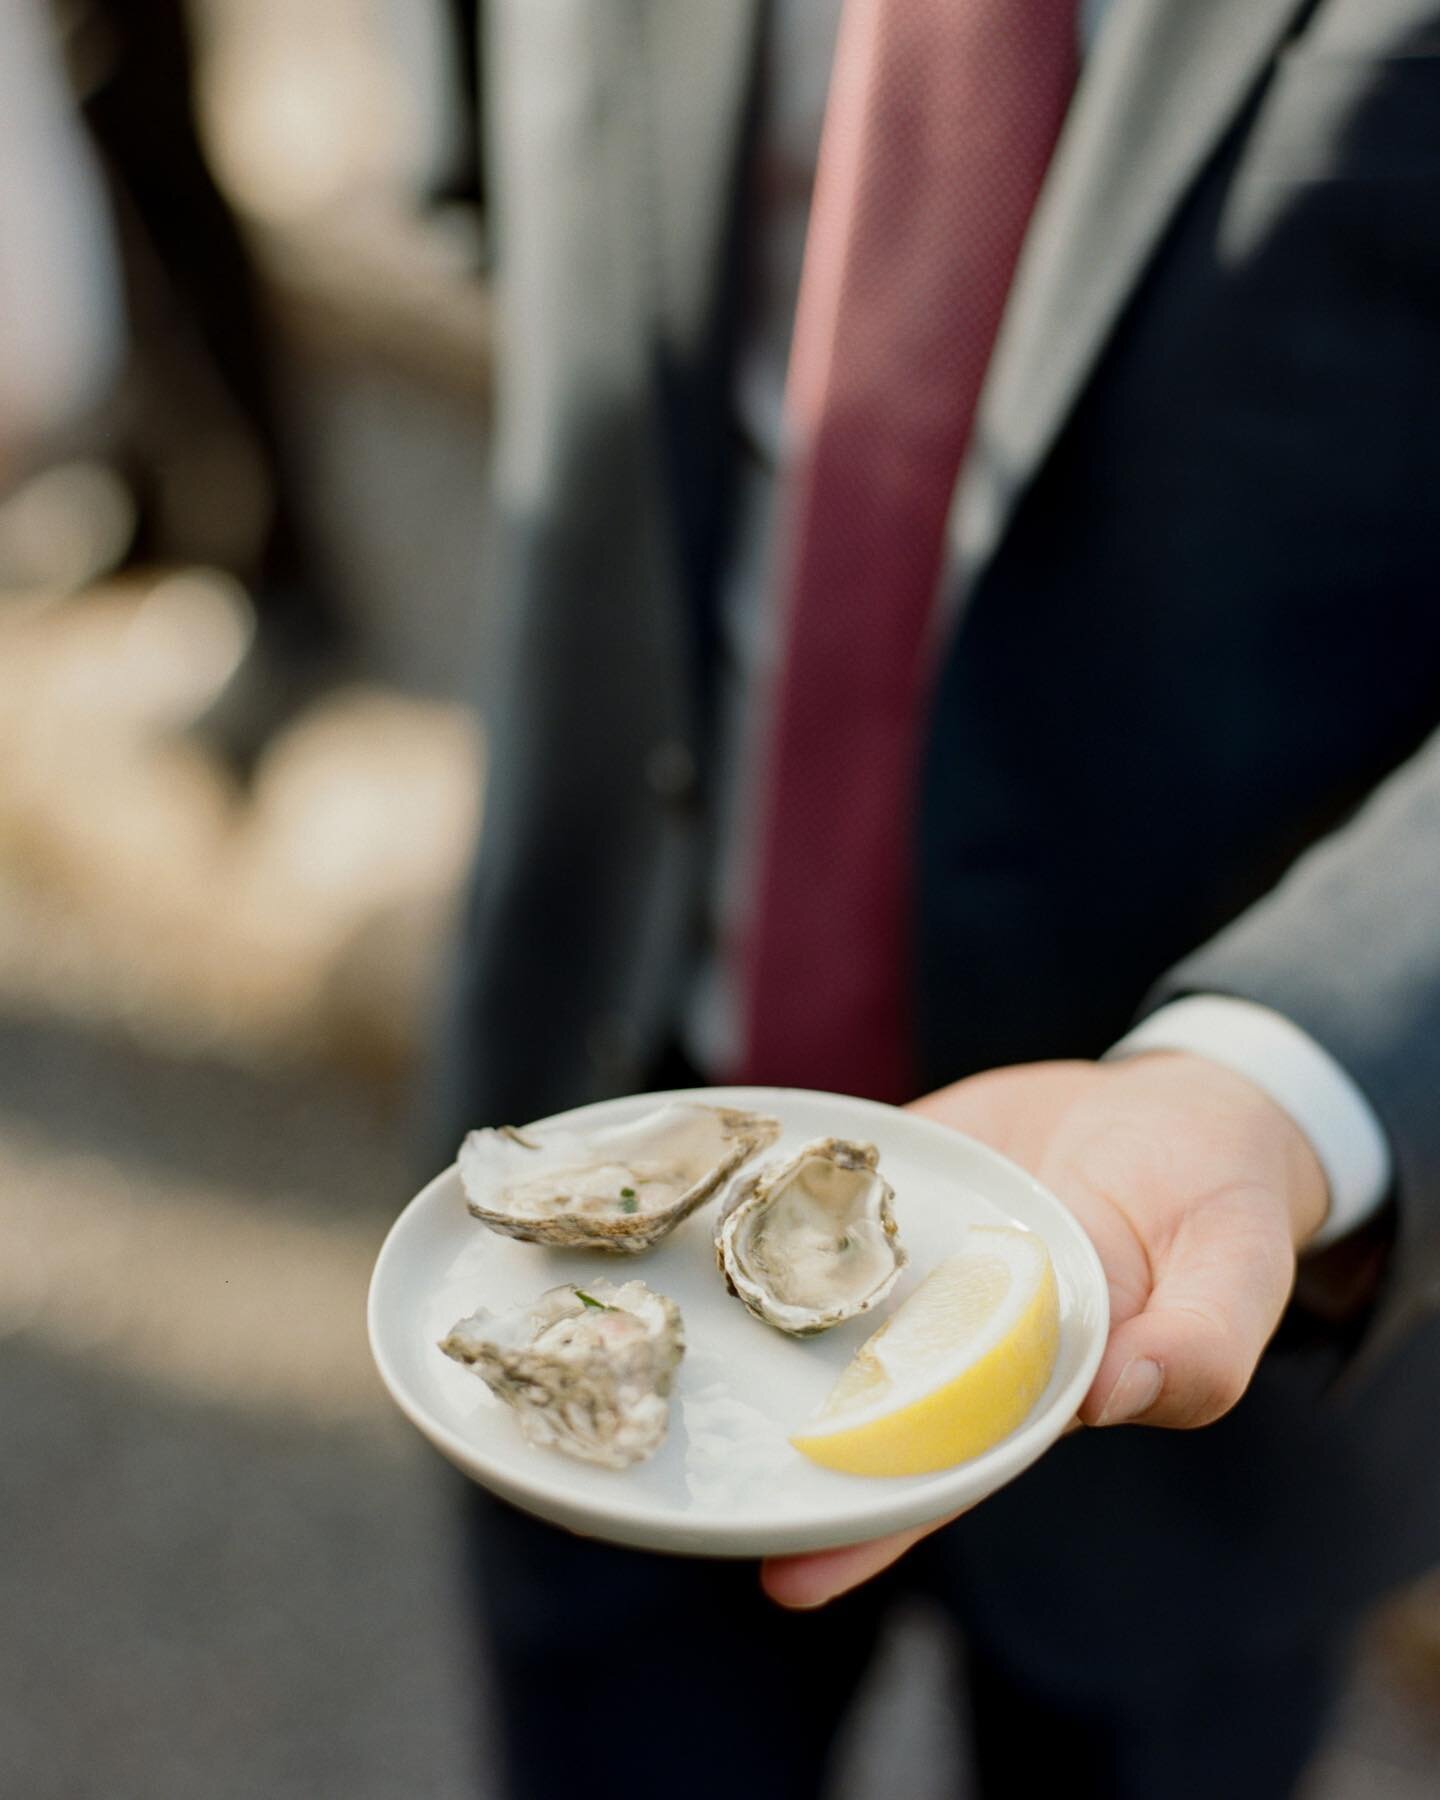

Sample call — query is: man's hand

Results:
[761,1053,1329,1608]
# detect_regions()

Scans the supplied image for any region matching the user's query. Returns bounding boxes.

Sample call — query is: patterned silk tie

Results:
[735,0,1079,1101]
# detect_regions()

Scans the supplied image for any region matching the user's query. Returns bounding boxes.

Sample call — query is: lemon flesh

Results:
[790,1226,1060,1477]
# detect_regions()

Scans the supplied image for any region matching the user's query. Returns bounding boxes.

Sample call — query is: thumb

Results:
[1080,1189,1296,1430]
[760,1514,963,1609]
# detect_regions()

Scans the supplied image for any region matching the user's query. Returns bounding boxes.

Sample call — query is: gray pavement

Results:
[0,1020,482,1800]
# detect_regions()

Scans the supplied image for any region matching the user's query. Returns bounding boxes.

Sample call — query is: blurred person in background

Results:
[440,2,1440,1797]
[0,1,125,535]
[44,0,351,768]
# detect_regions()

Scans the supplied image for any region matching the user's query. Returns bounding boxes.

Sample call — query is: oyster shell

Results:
[460,1101,781,1252]
[716,1137,906,1335]
[440,1279,684,1468]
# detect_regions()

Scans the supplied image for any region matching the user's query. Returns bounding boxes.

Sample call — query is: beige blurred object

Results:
[252,199,492,406]
[235,682,482,1074]
[190,0,491,400]
[0,461,138,596]
[0,575,482,1080]
[193,0,456,223]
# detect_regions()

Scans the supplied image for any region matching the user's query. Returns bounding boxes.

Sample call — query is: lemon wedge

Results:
[790,1226,1060,1477]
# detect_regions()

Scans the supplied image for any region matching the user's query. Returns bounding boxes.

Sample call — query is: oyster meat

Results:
[460,1102,781,1252]
[440,1279,684,1468]
[716,1137,906,1335]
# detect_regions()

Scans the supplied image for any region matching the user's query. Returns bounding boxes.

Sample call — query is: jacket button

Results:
[644,739,697,802]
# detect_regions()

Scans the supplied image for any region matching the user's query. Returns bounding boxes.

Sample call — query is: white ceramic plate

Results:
[368,1086,1109,1557]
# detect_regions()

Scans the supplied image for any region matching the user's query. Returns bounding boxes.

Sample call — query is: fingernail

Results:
[1097,1357,1163,1426]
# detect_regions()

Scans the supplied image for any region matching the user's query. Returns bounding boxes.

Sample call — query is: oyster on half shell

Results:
[460,1102,781,1252]
[716,1137,906,1335]
[440,1279,684,1468]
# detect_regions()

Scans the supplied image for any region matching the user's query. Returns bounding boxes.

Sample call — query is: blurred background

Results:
[0,2,1437,1795]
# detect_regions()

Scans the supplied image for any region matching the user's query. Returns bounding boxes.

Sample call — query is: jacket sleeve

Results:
[1149,718,1440,1354]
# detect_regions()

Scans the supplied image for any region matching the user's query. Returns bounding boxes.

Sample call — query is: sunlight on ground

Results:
[0,1121,393,1427]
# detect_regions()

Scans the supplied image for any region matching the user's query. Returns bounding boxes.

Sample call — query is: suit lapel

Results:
[635,0,765,359]
[949,0,1314,596]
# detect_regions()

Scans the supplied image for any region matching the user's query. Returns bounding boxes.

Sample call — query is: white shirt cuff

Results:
[1105,995,1392,1249]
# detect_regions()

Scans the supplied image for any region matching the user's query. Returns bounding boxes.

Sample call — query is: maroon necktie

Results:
[735,0,1079,1101]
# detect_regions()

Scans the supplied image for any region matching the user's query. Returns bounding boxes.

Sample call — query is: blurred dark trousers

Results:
[65,0,339,641]
[464,1486,1341,1800]
[460,1050,1346,1800]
